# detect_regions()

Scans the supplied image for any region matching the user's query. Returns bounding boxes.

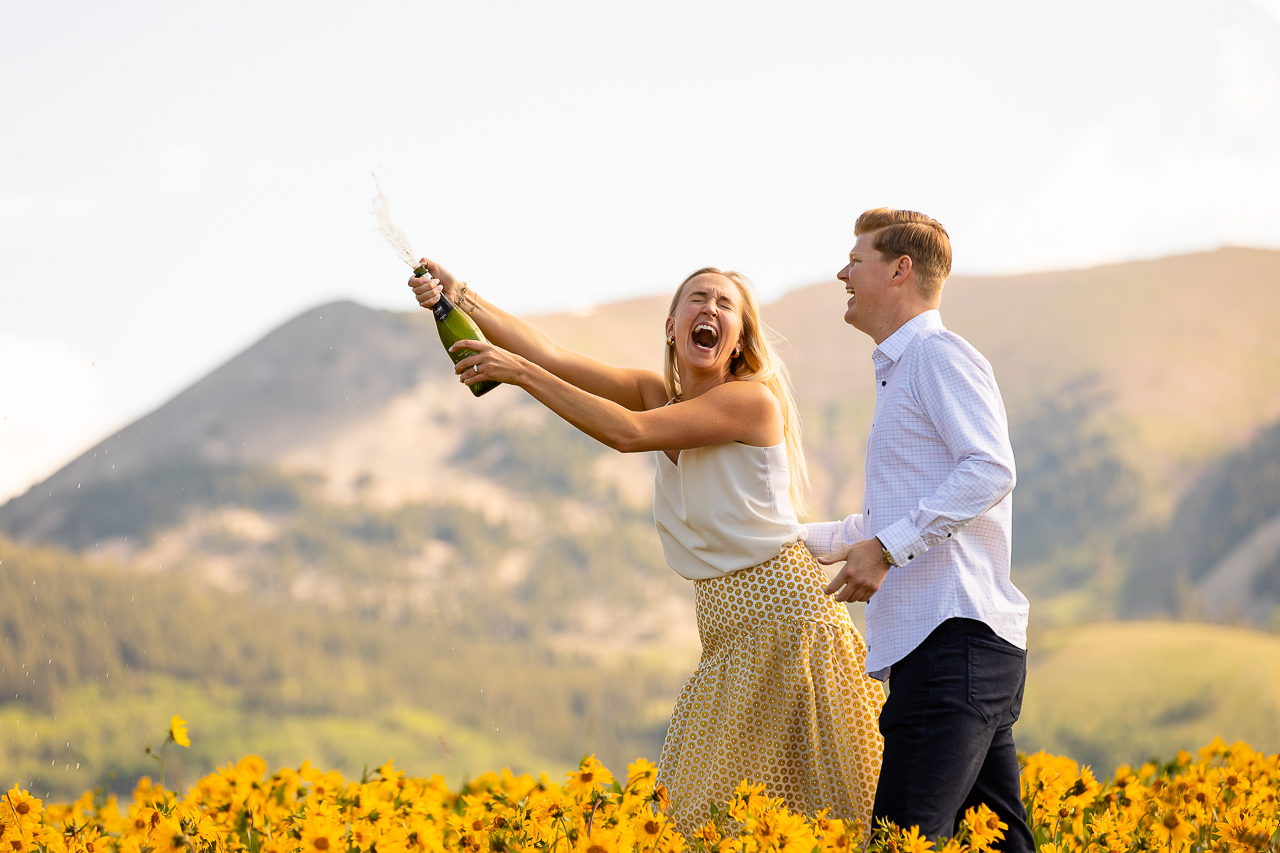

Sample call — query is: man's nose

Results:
[838,265,851,282]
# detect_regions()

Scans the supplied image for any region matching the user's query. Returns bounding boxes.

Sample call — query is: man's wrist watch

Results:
[877,538,897,568]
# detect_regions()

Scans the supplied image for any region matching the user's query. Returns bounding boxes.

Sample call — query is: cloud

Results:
[0,336,119,503]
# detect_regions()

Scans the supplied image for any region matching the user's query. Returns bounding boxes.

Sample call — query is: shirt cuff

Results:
[801,520,856,562]
[876,518,929,568]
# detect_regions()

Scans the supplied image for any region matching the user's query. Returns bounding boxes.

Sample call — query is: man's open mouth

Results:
[692,323,719,351]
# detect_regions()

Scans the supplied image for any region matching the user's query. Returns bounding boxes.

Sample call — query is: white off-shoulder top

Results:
[652,442,805,580]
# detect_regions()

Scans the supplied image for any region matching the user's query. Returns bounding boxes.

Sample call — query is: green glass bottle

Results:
[416,265,500,397]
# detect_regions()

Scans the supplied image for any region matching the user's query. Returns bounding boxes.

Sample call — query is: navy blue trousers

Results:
[872,618,1034,852]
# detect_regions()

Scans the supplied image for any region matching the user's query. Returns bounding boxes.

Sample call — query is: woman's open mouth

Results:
[691,323,719,351]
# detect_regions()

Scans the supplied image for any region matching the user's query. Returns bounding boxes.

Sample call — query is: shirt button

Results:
[881,381,887,386]
[908,554,914,560]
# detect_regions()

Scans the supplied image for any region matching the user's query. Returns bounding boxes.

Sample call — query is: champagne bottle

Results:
[416,265,500,397]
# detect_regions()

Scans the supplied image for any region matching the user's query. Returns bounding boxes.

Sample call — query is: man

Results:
[803,208,1033,850]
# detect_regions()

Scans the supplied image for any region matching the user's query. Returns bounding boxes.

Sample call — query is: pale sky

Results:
[3,0,1280,503]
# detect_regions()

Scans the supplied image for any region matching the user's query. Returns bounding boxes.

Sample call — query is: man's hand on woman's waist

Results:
[818,536,892,603]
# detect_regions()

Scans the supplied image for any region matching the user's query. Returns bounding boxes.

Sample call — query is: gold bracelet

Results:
[461,283,479,315]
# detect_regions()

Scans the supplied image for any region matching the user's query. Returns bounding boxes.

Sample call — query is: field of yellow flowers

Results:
[4,735,1278,853]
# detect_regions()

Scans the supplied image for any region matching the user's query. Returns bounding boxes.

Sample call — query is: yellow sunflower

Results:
[572,826,620,853]
[4,787,44,824]
[692,822,722,849]
[898,826,935,853]
[565,756,614,799]
[168,716,190,748]
[1214,807,1273,851]
[963,804,1007,852]
[1148,809,1193,850]
[297,812,344,853]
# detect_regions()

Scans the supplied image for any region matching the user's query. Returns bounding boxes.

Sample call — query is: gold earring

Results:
[667,336,675,346]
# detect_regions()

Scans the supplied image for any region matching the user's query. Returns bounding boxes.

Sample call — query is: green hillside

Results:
[0,534,681,799]
[0,677,566,801]
[1017,621,1280,771]
[14,600,1280,799]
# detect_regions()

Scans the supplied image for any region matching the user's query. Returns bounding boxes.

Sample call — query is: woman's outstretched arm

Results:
[450,338,783,452]
[410,259,664,412]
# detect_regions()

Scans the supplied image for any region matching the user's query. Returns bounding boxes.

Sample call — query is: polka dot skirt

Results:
[657,541,885,837]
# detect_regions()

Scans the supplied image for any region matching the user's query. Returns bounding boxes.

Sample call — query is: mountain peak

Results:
[0,301,453,533]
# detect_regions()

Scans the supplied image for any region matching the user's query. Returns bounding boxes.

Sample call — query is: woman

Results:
[408,261,884,835]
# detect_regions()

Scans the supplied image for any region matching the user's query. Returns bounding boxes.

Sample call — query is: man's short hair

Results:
[854,208,952,301]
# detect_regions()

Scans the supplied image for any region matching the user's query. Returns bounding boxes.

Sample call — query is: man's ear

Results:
[891,255,913,284]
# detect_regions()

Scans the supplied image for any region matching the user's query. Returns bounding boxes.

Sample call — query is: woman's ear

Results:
[665,317,676,342]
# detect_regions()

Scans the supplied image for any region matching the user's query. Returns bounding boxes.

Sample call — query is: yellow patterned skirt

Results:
[657,541,886,837]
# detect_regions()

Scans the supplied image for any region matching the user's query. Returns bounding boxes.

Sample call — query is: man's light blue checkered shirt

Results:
[804,309,1029,680]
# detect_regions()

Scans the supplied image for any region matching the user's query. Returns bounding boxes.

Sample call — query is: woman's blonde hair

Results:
[663,267,810,516]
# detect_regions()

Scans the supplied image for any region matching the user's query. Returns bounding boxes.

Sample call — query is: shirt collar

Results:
[874,309,944,364]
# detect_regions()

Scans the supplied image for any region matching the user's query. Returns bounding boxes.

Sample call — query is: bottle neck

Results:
[432,295,456,323]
